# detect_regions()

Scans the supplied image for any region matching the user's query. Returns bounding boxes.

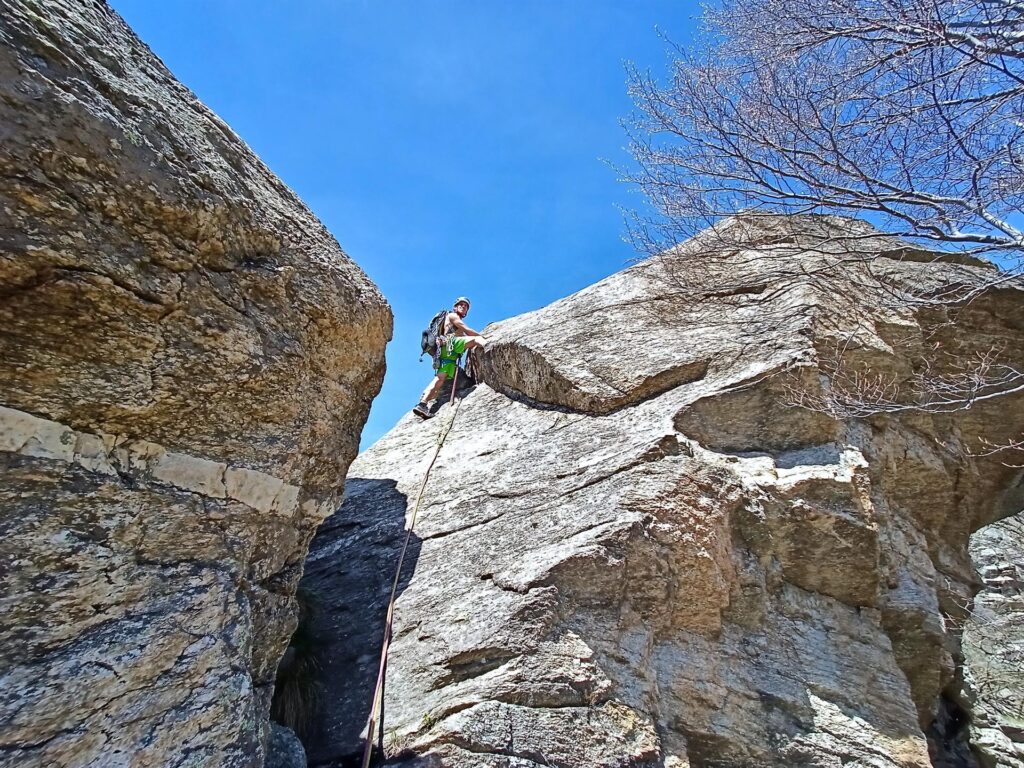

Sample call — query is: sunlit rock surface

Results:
[306,217,1023,767]
[964,512,1024,768]
[0,2,390,765]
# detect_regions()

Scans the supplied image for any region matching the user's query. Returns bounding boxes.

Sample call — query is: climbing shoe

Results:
[412,402,433,419]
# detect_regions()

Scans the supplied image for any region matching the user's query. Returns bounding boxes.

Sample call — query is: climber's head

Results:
[454,297,470,317]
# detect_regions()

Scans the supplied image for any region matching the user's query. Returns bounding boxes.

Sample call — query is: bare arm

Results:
[447,312,480,337]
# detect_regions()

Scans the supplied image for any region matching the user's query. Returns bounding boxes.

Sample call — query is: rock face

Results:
[305,217,1024,767]
[267,724,308,768]
[0,3,390,766]
[963,512,1024,767]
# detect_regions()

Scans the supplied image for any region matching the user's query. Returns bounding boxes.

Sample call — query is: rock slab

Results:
[0,2,390,766]
[305,217,1024,767]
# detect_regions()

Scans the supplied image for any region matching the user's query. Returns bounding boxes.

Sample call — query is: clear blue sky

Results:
[108,0,701,447]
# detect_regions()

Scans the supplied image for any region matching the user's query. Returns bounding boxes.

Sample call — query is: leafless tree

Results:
[972,437,1024,467]
[625,0,1024,456]
[626,0,1024,272]
[785,343,1024,416]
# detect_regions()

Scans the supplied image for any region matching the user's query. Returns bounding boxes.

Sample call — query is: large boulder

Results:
[0,2,390,766]
[305,216,1023,766]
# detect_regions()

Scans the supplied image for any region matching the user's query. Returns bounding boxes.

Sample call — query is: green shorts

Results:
[436,336,468,377]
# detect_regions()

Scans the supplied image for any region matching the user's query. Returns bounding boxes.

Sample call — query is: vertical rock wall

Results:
[0,2,391,765]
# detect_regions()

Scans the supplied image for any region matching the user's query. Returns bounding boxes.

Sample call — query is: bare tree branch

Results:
[625,0,1024,271]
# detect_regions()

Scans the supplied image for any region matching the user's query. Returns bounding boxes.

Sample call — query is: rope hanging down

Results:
[361,366,464,768]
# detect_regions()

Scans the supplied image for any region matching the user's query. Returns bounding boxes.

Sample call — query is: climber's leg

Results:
[414,371,448,418]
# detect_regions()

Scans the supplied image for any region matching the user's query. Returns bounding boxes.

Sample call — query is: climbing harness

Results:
[361,366,464,768]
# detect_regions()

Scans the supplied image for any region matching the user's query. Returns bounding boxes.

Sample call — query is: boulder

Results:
[0,2,390,766]
[305,216,1023,766]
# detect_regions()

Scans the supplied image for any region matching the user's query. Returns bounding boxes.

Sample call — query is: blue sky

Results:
[109,0,701,447]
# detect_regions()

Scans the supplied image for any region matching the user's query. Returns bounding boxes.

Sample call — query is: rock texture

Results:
[305,216,1023,767]
[0,2,390,766]
[267,724,308,768]
[963,512,1024,767]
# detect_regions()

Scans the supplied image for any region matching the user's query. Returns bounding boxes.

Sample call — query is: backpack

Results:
[420,309,448,362]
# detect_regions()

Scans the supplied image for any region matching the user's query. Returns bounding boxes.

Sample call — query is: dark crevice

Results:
[927,694,981,768]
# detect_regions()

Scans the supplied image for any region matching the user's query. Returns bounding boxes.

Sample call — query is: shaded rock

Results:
[0,2,390,766]
[306,216,1023,767]
[268,723,307,768]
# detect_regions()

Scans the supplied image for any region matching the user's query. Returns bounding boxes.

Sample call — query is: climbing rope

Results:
[360,366,464,768]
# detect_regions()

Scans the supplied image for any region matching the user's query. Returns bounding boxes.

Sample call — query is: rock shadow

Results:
[295,478,420,767]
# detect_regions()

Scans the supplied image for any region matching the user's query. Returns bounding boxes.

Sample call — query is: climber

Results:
[412,297,486,419]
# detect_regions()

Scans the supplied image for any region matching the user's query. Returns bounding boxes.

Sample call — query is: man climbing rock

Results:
[413,297,486,419]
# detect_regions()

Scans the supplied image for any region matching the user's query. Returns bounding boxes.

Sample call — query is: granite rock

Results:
[0,2,390,766]
[305,216,1023,767]
[963,513,1024,768]
[267,724,307,768]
